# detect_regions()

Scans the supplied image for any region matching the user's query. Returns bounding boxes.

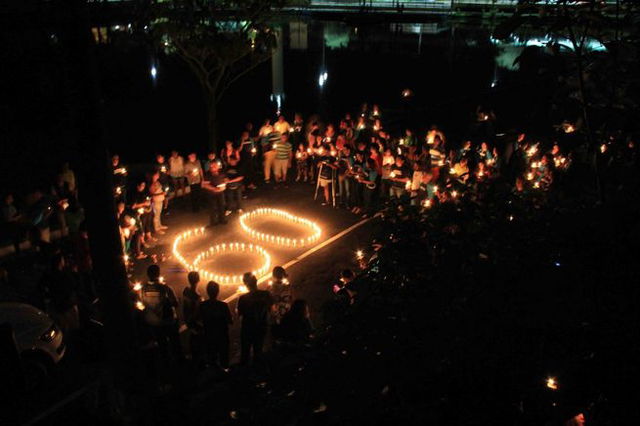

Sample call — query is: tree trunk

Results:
[68,0,137,418]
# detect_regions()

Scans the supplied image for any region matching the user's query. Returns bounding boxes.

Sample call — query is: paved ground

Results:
[131,181,381,362]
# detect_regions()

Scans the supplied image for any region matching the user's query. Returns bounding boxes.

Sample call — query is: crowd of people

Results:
[112,103,581,261]
[135,263,315,372]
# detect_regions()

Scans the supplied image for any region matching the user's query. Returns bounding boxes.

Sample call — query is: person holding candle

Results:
[274,132,293,184]
[389,155,412,199]
[112,154,128,203]
[273,114,290,135]
[295,143,310,182]
[168,150,186,198]
[155,154,172,212]
[185,152,204,213]
[149,172,168,234]
[223,150,244,216]
[202,161,228,226]
[140,265,182,362]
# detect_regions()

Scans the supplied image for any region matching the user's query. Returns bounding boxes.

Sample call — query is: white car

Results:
[0,302,65,366]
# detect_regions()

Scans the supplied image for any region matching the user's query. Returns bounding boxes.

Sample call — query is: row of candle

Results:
[239,208,322,248]
[172,227,271,287]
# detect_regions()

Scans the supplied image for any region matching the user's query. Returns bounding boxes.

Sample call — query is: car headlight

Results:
[40,325,58,342]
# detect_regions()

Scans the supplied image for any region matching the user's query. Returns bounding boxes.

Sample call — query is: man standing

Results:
[185,153,204,212]
[273,114,290,135]
[199,281,232,369]
[202,161,227,226]
[389,155,412,199]
[274,133,292,184]
[140,265,182,362]
[168,150,186,197]
[237,273,273,365]
[149,172,168,234]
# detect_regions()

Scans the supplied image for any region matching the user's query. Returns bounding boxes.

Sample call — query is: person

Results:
[238,131,257,190]
[294,143,310,182]
[182,271,203,360]
[277,299,313,345]
[202,161,227,226]
[1,193,27,253]
[259,119,276,183]
[273,114,290,135]
[357,158,379,217]
[39,254,80,334]
[140,265,182,361]
[237,272,273,365]
[203,151,217,173]
[112,154,128,202]
[222,150,244,216]
[332,269,356,305]
[337,145,354,208]
[168,150,186,197]
[130,181,154,247]
[155,154,171,210]
[389,155,411,199]
[317,150,337,206]
[198,281,232,369]
[60,162,77,195]
[274,132,292,184]
[269,266,292,325]
[184,153,204,212]
[149,172,168,234]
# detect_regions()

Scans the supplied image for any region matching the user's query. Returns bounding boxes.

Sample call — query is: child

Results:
[295,143,310,182]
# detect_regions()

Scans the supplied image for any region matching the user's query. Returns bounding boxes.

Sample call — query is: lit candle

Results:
[355,250,364,260]
[546,377,558,390]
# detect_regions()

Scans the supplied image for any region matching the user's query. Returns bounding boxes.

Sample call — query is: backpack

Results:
[141,284,176,326]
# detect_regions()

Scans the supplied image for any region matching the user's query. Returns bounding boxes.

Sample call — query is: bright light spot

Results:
[150,65,157,79]
[318,71,328,88]
[546,377,559,390]
[135,301,145,311]
[356,250,364,260]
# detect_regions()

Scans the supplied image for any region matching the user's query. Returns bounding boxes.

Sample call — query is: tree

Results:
[496,0,640,202]
[147,0,286,150]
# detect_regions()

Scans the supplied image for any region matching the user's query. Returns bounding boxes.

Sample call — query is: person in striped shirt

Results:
[274,133,292,183]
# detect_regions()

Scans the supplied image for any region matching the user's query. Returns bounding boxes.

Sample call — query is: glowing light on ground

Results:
[239,208,322,248]
[172,227,271,287]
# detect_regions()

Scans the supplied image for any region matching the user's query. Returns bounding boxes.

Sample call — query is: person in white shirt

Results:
[149,172,168,234]
[273,115,290,135]
[168,151,186,197]
[184,153,204,212]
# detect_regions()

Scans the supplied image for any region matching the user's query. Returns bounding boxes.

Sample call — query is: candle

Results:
[546,377,558,390]
[355,250,364,260]
[423,199,432,208]
[135,301,145,311]
[600,144,607,153]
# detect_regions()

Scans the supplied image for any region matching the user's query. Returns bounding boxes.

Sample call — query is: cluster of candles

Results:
[239,208,322,248]
[172,227,272,286]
